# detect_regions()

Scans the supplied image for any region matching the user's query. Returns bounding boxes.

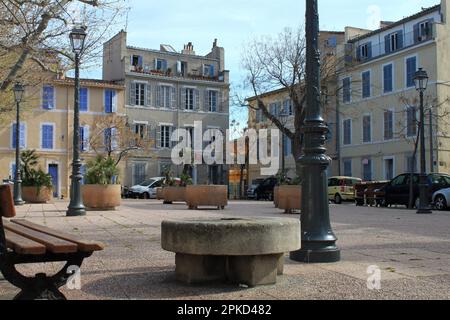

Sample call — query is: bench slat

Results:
[11,220,104,252]
[4,222,78,254]
[5,230,47,255]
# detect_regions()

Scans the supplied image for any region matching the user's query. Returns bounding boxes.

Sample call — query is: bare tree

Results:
[238,27,343,177]
[0,0,128,122]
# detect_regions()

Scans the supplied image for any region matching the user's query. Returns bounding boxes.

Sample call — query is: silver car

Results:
[432,187,450,211]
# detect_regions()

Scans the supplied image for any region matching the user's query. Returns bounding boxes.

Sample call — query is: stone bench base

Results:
[175,253,285,287]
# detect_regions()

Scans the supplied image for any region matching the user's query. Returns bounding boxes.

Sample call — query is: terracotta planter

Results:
[162,187,186,204]
[22,186,52,204]
[82,184,121,210]
[277,185,301,214]
[274,186,280,208]
[186,185,228,210]
[156,187,164,200]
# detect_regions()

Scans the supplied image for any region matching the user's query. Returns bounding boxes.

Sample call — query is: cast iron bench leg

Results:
[1,256,85,300]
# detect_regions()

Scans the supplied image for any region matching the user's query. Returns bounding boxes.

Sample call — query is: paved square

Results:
[1,200,449,300]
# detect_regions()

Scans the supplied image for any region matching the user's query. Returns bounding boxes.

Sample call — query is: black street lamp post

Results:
[13,82,25,206]
[414,68,432,214]
[67,26,87,217]
[290,0,340,263]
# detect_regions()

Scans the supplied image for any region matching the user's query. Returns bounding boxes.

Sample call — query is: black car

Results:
[254,177,278,201]
[380,173,450,208]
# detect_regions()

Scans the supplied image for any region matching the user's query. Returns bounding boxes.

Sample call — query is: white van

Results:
[128,177,165,199]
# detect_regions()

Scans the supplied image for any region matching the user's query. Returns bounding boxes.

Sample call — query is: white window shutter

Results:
[219,91,225,113]
[84,126,90,151]
[156,125,161,148]
[171,87,176,109]
[155,85,161,108]
[204,90,209,112]
[129,83,136,106]
[112,90,117,113]
[145,84,151,107]
[195,89,200,110]
[177,61,182,74]
[181,88,186,110]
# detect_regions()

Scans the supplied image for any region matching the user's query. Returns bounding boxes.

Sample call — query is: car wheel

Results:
[434,195,447,211]
[334,194,342,205]
[414,197,420,209]
[268,193,274,202]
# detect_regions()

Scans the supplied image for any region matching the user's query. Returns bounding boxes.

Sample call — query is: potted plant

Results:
[21,150,53,203]
[162,168,187,204]
[82,155,121,210]
[276,174,302,214]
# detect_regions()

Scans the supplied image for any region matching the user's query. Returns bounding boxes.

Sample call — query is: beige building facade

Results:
[336,1,450,181]
[0,77,126,198]
[103,31,230,186]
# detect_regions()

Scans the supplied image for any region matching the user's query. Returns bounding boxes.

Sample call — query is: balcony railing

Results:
[129,66,225,82]
[345,30,434,64]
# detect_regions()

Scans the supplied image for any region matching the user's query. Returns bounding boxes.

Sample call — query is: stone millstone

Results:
[161,218,301,287]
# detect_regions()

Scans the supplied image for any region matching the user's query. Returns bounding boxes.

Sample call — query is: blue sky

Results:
[83,0,439,126]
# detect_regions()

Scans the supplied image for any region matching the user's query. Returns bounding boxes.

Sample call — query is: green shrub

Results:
[20,150,53,194]
[85,156,120,185]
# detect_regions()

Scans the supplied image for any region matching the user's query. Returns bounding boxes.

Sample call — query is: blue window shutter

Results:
[397,31,404,49]
[356,45,361,61]
[43,86,54,109]
[210,65,215,77]
[407,58,416,87]
[384,35,390,54]
[384,65,393,93]
[42,125,53,149]
[162,60,168,71]
[138,56,143,67]
[111,90,117,112]
[367,42,372,58]
[104,128,111,149]
[413,23,420,43]
[105,90,113,113]
[19,123,25,148]
[362,72,370,98]
[79,88,88,111]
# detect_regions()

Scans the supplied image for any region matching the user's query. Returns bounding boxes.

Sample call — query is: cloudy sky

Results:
[84,0,439,126]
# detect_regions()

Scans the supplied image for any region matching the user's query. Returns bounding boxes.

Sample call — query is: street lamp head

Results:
[13,82,25,103]
[69,26,87,54]
[413,68,429,92]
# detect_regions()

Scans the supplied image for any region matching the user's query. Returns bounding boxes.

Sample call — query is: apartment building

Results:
[336,0,450,181]
[246,31,345,183]
[0,77,126,198]
[102,31,230,186]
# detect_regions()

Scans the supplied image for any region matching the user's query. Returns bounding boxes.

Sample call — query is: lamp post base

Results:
[290,245,341,264]
[14,200,25,206]
[66,207,86,217]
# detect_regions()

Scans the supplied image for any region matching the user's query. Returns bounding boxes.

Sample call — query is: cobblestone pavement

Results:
[1,200,449,300]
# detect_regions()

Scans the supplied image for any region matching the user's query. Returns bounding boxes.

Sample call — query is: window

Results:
[362,71,371,98]
[406,57,417,88]
[391,174,407,186]
[203,64,215,77]
[133,163,146,185]
[416,21,432,42]
[135,83,146,106]
[79,88,88,112]
[363,115,371,143]
[134,124,146,140]
[390,33,398,52]
[384,158,395,180]
[12,123,26,149]
[359,43,371,60]
[362,159,372,181]
[383,64,393,93]
[185,88,195,110]
[104,128,117,151]
[406,155,417,173]
[155,59,167,72]
[42,86,55,110]
[269,102,280,117]
[343,159,352,177]
[132,55,143,68]
[208,90,218,112]
[283,99,293,116]
[41,124,54,150]
[80,126,89,152]
[327,36,337,48]
[343,119,352,146]
[407,107,417,137]
[158,85,172,108]
[384,110,394,140]
[343,77,351,103]
[283,135,292,157]
[105,89,117,113]
[160,125,172,148]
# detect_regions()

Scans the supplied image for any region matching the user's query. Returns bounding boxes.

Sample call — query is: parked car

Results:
[432,187,450,211]
[246,179,265,200]
[328,176,362,204]
[354,181,389,206]
[254,177,278,201]
[127,177,165,199]
[379,173,450,208]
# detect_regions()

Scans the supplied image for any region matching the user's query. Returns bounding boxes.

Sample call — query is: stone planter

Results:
[156,187,164,200]
[82,184,121,210]
[277,185,301,214]
[186,185,228,210]
[162,187,186,204]
[22,186,52,204]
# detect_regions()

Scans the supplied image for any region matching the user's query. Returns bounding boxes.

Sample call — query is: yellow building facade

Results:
[0,77,125,199]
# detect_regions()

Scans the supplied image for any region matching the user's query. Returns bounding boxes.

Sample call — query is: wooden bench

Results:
[0,185,104,300]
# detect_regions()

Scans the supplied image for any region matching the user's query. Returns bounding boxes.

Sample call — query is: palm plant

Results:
[84,155,120,185]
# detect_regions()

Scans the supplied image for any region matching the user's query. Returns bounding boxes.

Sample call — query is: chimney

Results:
[213,39,218,48]
[380,21,394,28]
[182,42,195,55]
